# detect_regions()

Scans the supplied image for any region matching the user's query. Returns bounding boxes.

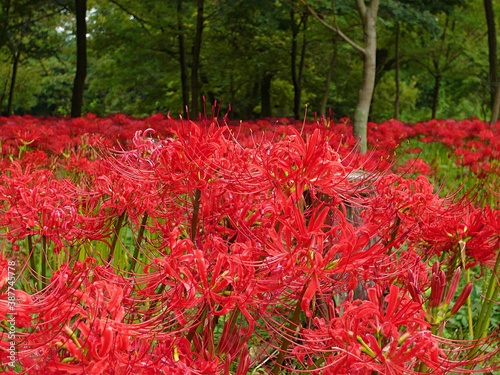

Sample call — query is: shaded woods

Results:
[0,0,498,123]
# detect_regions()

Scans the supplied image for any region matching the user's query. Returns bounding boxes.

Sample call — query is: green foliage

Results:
[396,0,471,14]
[0,0,495,122]
[371,74,419,121]
[379,0,440,35]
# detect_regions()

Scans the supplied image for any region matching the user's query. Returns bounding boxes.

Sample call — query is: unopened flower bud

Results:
[444,267,461,305]
[429,269,446,307]
[449,282,473,315]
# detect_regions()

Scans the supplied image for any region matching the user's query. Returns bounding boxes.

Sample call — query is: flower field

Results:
[0,114,499,374]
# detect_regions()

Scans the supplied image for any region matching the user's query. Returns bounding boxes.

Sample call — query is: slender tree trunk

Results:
[291,9,307,120]
[428,17,450,120]
[200,71,215,106]
[191,0,204,118]
[0,0,11,49]
[432,73,441,119]
[229,73,236,108]
[7,49,20,116]
[1,72,9,113]
[291,8,299,118]
[71,0,87,118]
[484,0,498,117]
[177,0,189,117]
[353,0,379,154]
[492,80,500,123]
[306,0,379,153]
[261,73,273,117]
[297,18,307,116]
[249,81,259,117]
[394,22,400,120]
[320,41,337,116]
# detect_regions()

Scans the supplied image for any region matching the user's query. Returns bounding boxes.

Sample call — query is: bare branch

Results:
[302,1,365,55]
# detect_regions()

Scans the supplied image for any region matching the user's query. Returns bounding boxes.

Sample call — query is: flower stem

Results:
[474,251,500,340]
[108,211,127,263]
[272,286,306,375]
[41,235,47,289]
[467,250,500,365]
[465,267,474,338]
[27,235,39,291]
[191,188,201,243]
[129,213,148,273]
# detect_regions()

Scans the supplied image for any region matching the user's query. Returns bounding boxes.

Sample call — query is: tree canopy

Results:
[0,0,498,123]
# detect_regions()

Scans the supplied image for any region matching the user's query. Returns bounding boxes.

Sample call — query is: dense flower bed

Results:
[0,115,499,374]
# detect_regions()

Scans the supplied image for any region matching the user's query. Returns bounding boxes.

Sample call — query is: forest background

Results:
[0,0,499,125]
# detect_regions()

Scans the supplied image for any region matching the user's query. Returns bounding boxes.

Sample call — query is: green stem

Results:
[191,188,201,243]
[389,215,401,247]
[108,211,127,263]
[128,213,148,273]
[27,235,38,290]
[357,335,377,358]
[41,236,47,289]
[27,235,35,269]
[474,251,500,339]
[272,286,307,375]
[417,362,428,373]
[465,267,474,338]
[228,308,240,332]
[186,305,207,343]
[309,356,325,371]
[146,284,165,316]
[64,326,83,349]
[467,251,500,364]
[221,308,241,345]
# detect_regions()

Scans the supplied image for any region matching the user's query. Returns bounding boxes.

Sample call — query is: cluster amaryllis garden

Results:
[0,114,499,374]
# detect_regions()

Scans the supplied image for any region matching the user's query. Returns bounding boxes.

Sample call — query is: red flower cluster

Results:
[0,115,499,374]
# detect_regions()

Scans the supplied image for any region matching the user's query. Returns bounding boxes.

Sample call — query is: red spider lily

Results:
[0,162,83,253]
[294,284,476,374]
[0,255,8,290]
[89,162,161,224]
[361,173,442,251]
[478,206,500,267]
[424,262,472,329]
[255,127,348,199]
[1,115,499,374]
[9,259,225,374]
[395,157,431,176]
[420,201,495,266]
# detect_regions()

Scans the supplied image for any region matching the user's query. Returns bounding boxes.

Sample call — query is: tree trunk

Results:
[353,0,379,154]
[394,22,400,120]
[200,71,215,107]
[484,0,498,117]
[249,81,259,118]
[7,49,20,116]
[320,43,337,116]
[291,9,307,120]
[229,73,236,110]
[0,0,11,49]
[428,17,450,120]
[177,0,189,117]
[306,0,379,153]
[261,73,273,117]
[0,72,9,113]
[71,0,87,118]
[190,0,204,118]
[431,73,441,119]
[492,80,500,123]
[297,18,307,117]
